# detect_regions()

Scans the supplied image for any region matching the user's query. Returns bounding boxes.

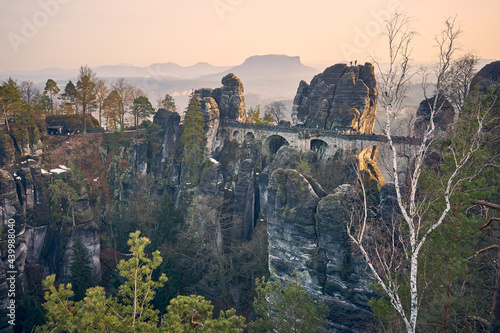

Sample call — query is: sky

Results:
[0,0,499,72]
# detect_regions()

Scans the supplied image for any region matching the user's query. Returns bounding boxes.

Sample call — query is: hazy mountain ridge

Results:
[0,62,231,82]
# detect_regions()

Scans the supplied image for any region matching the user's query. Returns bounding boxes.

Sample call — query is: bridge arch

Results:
[310,139,328,155]
[218,129,229,141]
[232,130,242,142]
[245,131,255,141]
[264,135,290,154]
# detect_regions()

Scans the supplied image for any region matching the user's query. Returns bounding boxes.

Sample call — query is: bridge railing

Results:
[220,119,419,144]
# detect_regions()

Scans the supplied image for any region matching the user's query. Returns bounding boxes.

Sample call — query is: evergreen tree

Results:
[131,95,154,138]
[44,79,60,116]
[103,90,121,131]
[76,66,97,134]
[0,77,23,132]
[37,231,245,332]
[69,237,93,301]
[62,80,78,115]
[247,105,264,124]
[251,270,329,333]
[160,94,177,112]
[180,93,207,183]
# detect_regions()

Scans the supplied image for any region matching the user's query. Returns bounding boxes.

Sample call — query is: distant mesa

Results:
[291,62,378,134]
[197,54,318,82]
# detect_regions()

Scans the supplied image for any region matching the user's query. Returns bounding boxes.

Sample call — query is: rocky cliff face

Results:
[292,63,378,133]
[470,60,500,92]
[196,73,246,121]
[414,95,455,138]
[265,165,375,331]
[153,108,181,163]
[0,157,100,332]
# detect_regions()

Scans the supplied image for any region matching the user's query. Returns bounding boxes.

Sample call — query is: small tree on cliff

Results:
[131,95,154,138]
[0,77,23,132]
[180,93,207,183]
[69,237,93,301]
[76,65,97,134]
[251,270,329,333]
[44,78,60,116]
[37,231,245,332]
[159,93,177,112]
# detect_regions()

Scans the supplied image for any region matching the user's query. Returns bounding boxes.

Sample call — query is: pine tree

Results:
[69,237,93,301]
[0,77,23,132]
[76,66,97,134]
[160,94,177,112]
[37,231,246,332]
[180,93,207,183]
[131,95,154,138]
[44,79,59,116]
[251,270,329,333]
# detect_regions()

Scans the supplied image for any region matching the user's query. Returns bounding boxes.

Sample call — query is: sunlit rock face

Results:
[292,63,378,133]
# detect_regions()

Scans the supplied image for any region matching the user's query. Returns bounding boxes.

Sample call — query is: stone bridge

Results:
[219,120,419,182]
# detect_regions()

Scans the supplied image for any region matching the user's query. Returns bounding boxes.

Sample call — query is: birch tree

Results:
[347,14,496,333]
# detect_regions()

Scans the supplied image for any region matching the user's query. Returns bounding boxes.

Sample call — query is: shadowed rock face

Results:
[267,168,320,290]
[153,108,181,163]
[414,95,455,138]
[470,61,500,92]
[196,73,246,121]
[0,162,100,325]
[266,168,375,332]
[292,63,378,133]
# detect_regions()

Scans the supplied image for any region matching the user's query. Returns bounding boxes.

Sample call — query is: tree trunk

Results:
[490,253,500,333]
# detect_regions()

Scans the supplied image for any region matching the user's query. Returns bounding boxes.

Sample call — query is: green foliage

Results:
[37,231,244,332]
[103,90,121,131]
[247,105,264,124]
[117,231,168,329]
[76,66,97,134]
[163,295,246,332]
[131,95,155,137]
[262,111,274,125]
[160,94,177,112]
[251,270,329,333]
[180,94,207,183]
[44,78,60,116]
[296,158,311,176]
[48,179,78,225]
[69,237,93,301]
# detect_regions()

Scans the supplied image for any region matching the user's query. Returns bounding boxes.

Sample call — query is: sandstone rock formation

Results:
[266,168,375,331]
[153,108,181,163]
[316,185,374,331]
[470,60,500,92]
[196,73,245,121]
[292,63,378,133]
[267,168,321,291]
[198,97,220,156]
[0,158,101,333]
[358,146,386,190]
[414,95,455,138]
[233,159,255,241]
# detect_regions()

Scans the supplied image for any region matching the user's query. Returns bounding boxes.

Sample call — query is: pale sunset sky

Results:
[0,0,498,72]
